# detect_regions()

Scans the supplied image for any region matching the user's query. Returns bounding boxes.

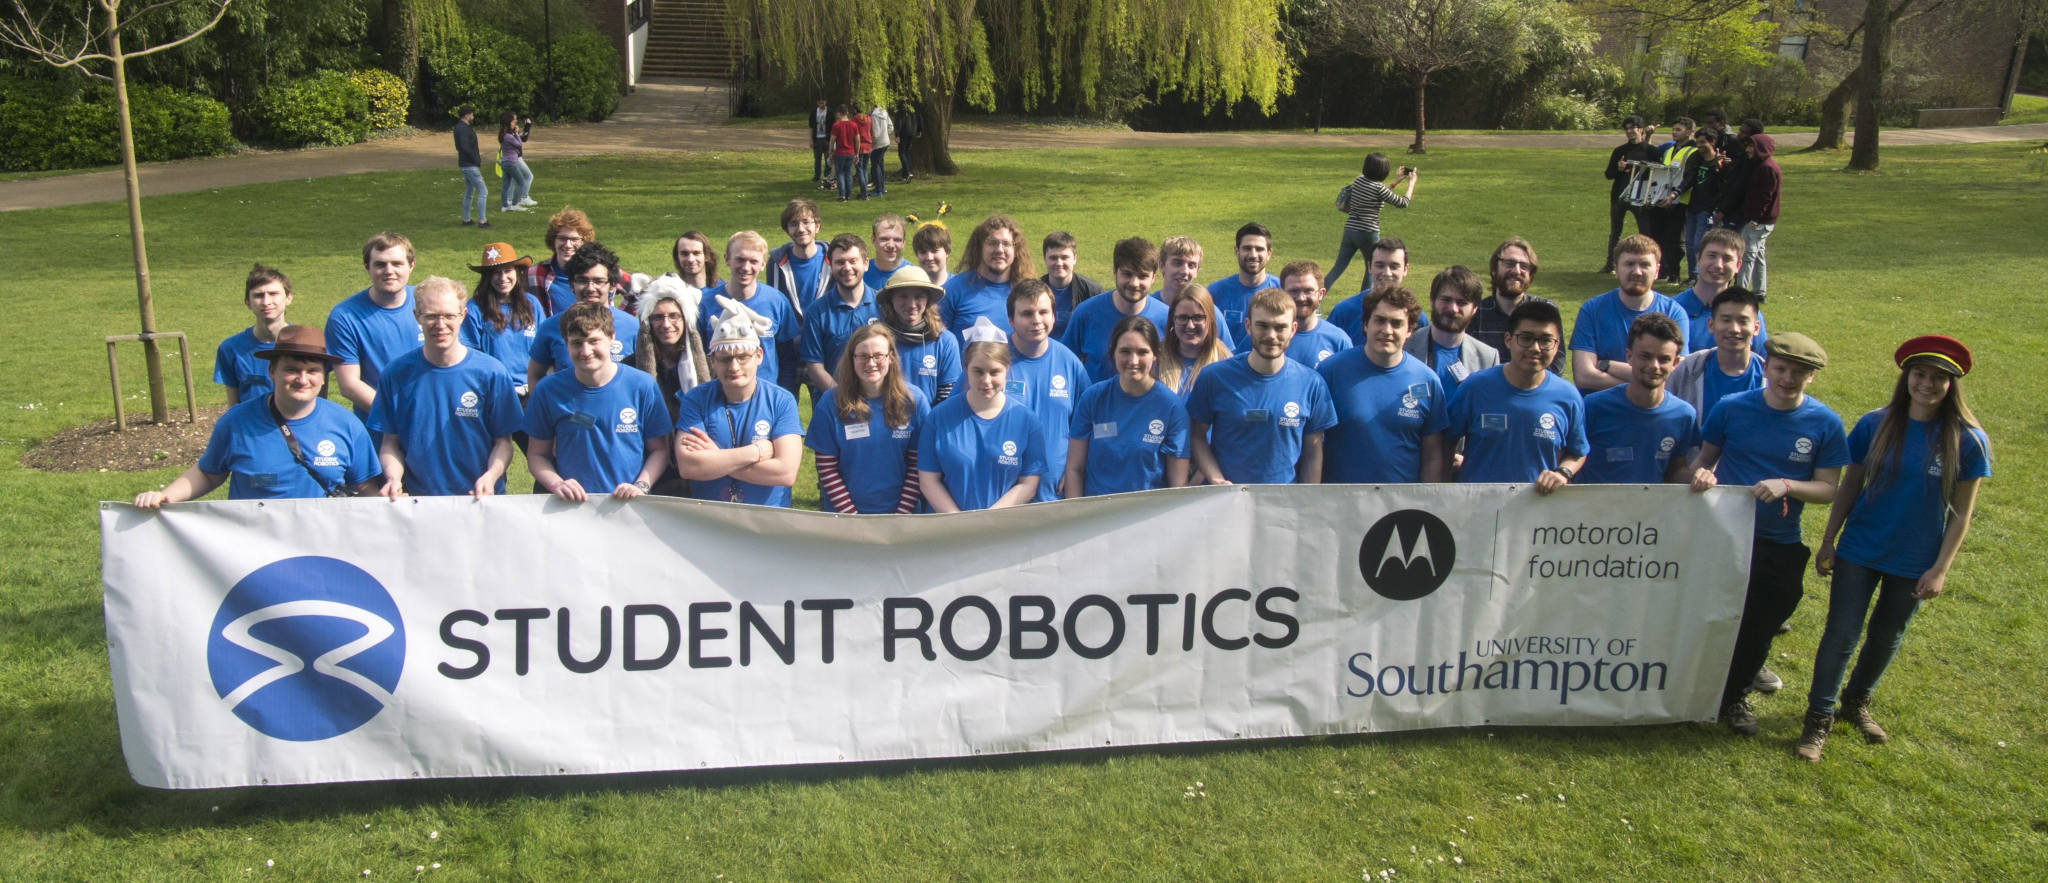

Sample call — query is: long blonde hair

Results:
[1157,282,1232,393]
[833,323,916,429]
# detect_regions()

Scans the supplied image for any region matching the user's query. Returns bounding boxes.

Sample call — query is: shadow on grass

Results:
[3,709,1727,838]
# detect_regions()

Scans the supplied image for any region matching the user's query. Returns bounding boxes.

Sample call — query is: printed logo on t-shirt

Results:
[524,327,536,338]
[615,407,640,434]
[1398,392,1422,419]
[1142,419,1166,445]
[456,390,481,418]
[1316,349,1333,365]
[312,438,340,467]
[1051,375,1069,397]
[1791,436,1814,463]
[1659,436,1677,453]
[998,440,1020,466]
[1533,411,1560,443]
[609,339,625,361]
[1280,401,1303,428]
[1927,457,1943,477]
[920,353,938,375]
[754,419,773,441]
[891,425,913,440]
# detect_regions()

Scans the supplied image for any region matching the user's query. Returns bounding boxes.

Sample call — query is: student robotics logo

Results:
[754,419,773,439]
[610,339,625,358]
[1002,441,1018,457]
[205,557,405,742]
[1357,509,1456,601]
[619,407,638,426]
[1052,375,1067,391]
[923,354,937,370]
[1795,437,1813,455]
[1283,402,1301,419]
[1538,413,1557,431]
[460,391,480,409]
[1148,419,1166,436]
[1660,436,1676,453]
[315,440,336,458]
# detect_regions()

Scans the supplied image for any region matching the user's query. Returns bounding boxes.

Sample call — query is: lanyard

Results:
[720,388,760,503]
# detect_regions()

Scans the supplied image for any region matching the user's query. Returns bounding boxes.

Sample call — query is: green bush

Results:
[1519,94,1608,130]
[349,68,411,130]
[253,70,370,147]
[0,77,236,171]
[427,26,539,122]
[549,30,622,122]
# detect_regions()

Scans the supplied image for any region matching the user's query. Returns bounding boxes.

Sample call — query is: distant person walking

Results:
[453,105,488,228]
[1325,153,1416,294]
[498,111,536,213]
[830,105,863,202]
[868,104,894,196]
[895,103,920,180]
[810,98,832,189]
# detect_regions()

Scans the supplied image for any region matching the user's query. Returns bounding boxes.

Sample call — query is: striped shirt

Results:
[1339,177,1409,233]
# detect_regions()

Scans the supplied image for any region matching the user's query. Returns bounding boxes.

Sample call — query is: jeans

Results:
[1325,227,1379,293]
[869,147,890,193]
[833,155,856,199]
[897,138,912,176]
[1684,209,1713,279]
[1807,559,1923,715]
[460,166,487,222]
[1605,196,1644,268]
[812,137,830,181]
[1740,221,1774,296]
[499,158,532,208]
[1722,539,1811,705]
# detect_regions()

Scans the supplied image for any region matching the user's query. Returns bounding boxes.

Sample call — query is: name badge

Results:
[1092,422,1118,439]
[1243,409,1271,423]
[1449,362,1469,380]
[568,411,596,428]
[844,421,872,440]
[1006,380,1027,397]
[1480,413,1508,433]
[1604,447,1635,463]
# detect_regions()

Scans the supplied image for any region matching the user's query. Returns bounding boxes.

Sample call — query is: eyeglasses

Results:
[418,312,463,326]
[1171,314,1208,326]
[1497,259,1535,272]
[853,352,895,364]
[573,274,611,286]
[649,312,684,324]
[556,235,586,247]
[1510,333,1561,350]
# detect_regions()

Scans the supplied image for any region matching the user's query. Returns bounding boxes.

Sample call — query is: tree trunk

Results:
[110,20,170,423]
[1812,73,1855,150]
[1408,72,1428,155]
[916,89,960,176]
[1848,0,1892,171]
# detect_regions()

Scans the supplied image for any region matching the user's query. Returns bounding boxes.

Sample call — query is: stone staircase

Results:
[641,0,738,80]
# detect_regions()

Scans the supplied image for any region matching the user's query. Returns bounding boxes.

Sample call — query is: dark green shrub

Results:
[348,68,411,130]
[0,77,236,171]
[548,30,622,122]
[427,26,539,122]
[254,70,371,146]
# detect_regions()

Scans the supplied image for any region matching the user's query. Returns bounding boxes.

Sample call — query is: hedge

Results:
[0,77,236,171]
[252,70,370,147]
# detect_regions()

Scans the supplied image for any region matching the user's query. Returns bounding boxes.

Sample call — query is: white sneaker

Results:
[501,204,531,212]
[518,198,538,207]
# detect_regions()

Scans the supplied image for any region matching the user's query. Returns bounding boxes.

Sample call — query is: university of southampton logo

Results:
[1357,509,1456,601]
[206,557,405,741]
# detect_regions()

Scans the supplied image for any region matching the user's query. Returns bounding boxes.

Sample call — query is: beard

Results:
[1432,310,1470,334]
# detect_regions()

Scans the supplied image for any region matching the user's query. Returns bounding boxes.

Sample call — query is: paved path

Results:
[6,76,2044,213]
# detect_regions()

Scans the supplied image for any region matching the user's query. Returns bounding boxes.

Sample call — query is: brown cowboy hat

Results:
[468,241,534,273]
[254,325,344,367]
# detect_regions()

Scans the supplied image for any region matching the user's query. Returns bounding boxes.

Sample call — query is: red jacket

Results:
[831,119,862,156]
[854,113,874,153]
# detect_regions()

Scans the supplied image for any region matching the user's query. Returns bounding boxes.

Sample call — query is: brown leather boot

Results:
[1795,710,1832,762]
[1839,694,1889,744]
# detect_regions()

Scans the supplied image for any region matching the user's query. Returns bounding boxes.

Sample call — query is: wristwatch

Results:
[1596,358,1610,373]
[1555,464,1576,481]
[633,479,651,492]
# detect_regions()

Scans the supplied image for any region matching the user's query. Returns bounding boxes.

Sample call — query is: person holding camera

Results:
[499,111,536,213]
[1602,116,1656,273]
[1326,153,1416,294]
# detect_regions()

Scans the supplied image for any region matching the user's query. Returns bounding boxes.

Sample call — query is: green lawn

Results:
[3,142,2046,878]
[2001,92,2048,125]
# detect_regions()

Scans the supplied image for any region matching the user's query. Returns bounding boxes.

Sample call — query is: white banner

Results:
[100,485,1753,789]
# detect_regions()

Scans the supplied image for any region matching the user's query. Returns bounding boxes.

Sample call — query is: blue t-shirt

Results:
[198,397,379,500]
[365,349,523,495]
[863,261,905,293]
[1697,351,1766,429]
[521,365,675,493]
[326,286,423,417]
[1046,276,1095,339]
[1185,354,1338,484]
[1672,287,1767,354]
[674,380,805,507]
[1701,390,1851,544]
[698,285,800,387]
[1317,349,1447,484]
[1446,366,1590,484]
[1578,386,1701,485]
[530,307,640,375]
[1837,410,1992,577]
[1206,274,1279,342]
[540,260,575,315]
[1066,378,1190,495]
[460,294,546,388]
[1327,291,1428,348]
[1568,289,1691,376]
[1061,294,1168,384]
[783,245,827,308]
[1286,320,1353,369]
[805,386,930,514]
[1007,342,1090,502]
[939,272,1014,335]
[1429,341,1470,396]
[917,396,1049,511]
[799,288,879,373]
[213,328,274,403]
[899,330,963,405]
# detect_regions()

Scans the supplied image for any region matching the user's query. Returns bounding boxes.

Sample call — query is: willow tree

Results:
[726,0,1292,174]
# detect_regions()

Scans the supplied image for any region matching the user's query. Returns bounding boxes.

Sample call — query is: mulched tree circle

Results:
[22,406,227,473]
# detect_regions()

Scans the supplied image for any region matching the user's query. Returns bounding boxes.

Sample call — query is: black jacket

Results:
[453,120,481,168]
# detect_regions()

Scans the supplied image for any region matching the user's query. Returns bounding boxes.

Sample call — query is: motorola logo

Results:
[1357,509,1456,601]
[206,557,405,742]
